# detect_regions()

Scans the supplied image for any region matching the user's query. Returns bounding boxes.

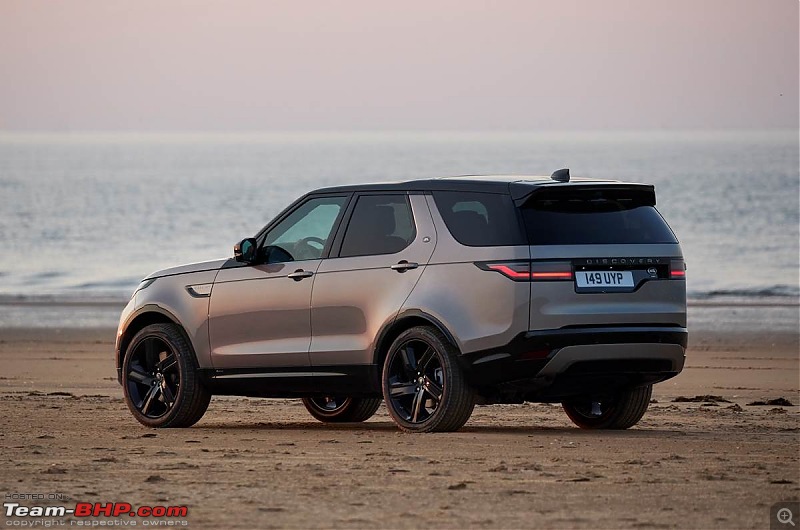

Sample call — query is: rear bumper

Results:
[460,325,687,400]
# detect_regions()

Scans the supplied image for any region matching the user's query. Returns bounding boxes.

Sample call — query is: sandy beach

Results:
[2,0,798,526]
[1,304,798,529]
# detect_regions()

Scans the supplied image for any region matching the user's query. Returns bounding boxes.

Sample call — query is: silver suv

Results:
[116,171,687,432]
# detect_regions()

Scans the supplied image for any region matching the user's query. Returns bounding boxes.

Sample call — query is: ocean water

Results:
[0,130,797,304]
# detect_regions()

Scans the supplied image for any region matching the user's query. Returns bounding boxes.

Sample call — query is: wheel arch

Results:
[372,310,460,371]
[116,305,194,383]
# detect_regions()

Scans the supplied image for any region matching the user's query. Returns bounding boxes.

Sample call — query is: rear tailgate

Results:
[514,183,687,331]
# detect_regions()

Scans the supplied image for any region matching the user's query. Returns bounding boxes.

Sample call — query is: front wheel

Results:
[122,323,211,428]
[562,384,653,429]
[301,396,382,423]
[381,326,475,433]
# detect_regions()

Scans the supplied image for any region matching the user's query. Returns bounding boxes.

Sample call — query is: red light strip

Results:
[670,270,686,278]
[487,265,531,279]
[487,265,573,281]
[531,271,573,279]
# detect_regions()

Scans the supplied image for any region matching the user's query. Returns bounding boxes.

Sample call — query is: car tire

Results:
[381,326,475,433]
[301,396,382,423]
[562,384,652,429]
[122,323,211,428]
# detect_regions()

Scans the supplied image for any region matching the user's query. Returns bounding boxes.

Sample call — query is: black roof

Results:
[313,175,649,197]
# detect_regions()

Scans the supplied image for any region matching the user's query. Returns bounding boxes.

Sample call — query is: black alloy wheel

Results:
[126,335,180,419]
[308,396,348,413]
[301,395,382,423]
[122,323,211,428]
[382,326,474,432]
[386,338,444,423]
[562,384,653,429]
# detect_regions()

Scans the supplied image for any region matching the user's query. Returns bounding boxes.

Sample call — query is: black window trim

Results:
[330,191,417,259]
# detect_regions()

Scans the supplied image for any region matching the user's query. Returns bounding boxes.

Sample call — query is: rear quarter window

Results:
[522,197,678,245]
[432,191,525,247]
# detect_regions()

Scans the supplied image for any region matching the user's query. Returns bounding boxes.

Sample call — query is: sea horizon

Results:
[1,129,797,310]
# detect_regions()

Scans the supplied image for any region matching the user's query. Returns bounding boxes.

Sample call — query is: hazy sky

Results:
[0,0,797,131]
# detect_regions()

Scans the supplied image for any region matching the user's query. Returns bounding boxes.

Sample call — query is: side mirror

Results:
[233,238,258,263]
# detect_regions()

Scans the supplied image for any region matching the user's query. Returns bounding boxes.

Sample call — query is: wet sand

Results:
[0,324,798,528]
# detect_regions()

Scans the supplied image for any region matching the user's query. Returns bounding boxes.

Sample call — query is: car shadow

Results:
[190,420,685,437]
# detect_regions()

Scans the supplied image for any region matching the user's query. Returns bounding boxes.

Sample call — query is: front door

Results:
[209,195,349,369]
[309,193,436,368]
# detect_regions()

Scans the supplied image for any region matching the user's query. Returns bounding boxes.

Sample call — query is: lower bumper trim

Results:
[460,325,688,391]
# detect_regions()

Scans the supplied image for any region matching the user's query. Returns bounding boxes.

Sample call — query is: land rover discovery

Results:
[116,170,687,432]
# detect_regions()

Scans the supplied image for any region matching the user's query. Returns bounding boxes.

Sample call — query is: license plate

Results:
[575,270,634,289]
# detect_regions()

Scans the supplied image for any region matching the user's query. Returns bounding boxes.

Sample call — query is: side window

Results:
[263,196,347,262]
[339,195,416,258]
[432,191,525,247]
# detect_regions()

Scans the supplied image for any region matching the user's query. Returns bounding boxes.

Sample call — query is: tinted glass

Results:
[263,196,347,261]
[339,195,415,257]
[432,191,524,247]
[522,199,678,245]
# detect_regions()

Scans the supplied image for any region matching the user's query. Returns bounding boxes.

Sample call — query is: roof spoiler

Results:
[510,182,657,207]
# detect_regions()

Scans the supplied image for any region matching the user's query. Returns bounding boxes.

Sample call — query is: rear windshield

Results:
[522,198,677,245]
[433,191,525,247]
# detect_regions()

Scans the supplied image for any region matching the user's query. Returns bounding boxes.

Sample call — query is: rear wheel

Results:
[301,396,382,423]
[122,323,211,428]
[382,326,475,433]
[562,384,652,429]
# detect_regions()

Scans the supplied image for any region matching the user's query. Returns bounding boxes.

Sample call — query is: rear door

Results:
[517,185,687,330]
[309,193,436,367]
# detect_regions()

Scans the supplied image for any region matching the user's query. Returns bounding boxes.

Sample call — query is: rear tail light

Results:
[670,259,686,279]
[484,263,532,280]
[477,261,573,282]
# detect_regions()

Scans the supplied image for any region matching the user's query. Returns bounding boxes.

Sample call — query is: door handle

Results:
[287,269,314,281]
[391,261,419,272]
